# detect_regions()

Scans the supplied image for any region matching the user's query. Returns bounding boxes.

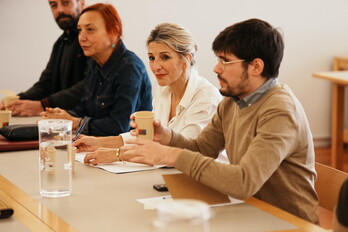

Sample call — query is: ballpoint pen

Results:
[72,122,86,142]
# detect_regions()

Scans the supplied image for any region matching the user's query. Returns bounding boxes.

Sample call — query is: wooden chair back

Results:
[315,162,348,211]
[333,56,348,71]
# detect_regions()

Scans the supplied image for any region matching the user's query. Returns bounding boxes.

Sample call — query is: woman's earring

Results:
[111,44,115,48]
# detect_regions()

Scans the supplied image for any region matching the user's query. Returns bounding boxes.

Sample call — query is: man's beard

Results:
[55,13,77,31]
[219,71,249,98]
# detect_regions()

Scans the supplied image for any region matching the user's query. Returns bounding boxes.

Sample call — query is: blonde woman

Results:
[77,23,222,165]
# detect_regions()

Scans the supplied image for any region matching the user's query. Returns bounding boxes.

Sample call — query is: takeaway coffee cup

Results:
[134,111,154,140]
[2,95,19,110]
[0,110,11,128]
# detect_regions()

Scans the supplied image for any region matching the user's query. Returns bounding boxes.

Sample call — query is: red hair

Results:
[81,3,123,39]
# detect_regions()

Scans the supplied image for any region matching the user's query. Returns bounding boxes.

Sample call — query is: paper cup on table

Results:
[2,95,19,110]
[0,110,11,128]
[134,111,154,140]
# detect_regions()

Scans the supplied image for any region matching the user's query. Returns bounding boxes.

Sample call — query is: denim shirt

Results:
[69,41,152,136]
[233,77,278,109]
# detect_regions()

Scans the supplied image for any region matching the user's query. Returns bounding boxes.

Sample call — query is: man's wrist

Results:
[165,147,181,166]
[162,127,173,145]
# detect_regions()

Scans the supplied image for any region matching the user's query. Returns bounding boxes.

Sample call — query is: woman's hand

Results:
[121,139,181,166]
[40,107,79,129]
[73,135,123,152]
[40,107,69,118]
[84,147,118,165]
[73,135,100,152]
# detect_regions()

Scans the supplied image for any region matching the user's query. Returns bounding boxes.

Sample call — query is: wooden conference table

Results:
[313,71,348,170]
[0,118,327,232]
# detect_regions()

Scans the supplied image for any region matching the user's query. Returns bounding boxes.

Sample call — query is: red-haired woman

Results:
[41,3,152,136]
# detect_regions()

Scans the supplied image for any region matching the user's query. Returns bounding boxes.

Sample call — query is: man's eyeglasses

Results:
[217,58,245,69]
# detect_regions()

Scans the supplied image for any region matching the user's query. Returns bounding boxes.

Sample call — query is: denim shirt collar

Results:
[233,77,278,109]
[91,40,126,80]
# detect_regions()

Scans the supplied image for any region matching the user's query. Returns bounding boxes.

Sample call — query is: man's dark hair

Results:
[212,18,284,78]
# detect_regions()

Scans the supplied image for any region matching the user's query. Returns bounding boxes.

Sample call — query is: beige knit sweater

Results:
[170,83,319,224]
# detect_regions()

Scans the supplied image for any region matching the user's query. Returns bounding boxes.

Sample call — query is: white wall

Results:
[1,0,348,145]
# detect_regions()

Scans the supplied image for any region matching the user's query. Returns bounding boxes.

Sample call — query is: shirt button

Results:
[102,102,105,106]
[100,82,102,85]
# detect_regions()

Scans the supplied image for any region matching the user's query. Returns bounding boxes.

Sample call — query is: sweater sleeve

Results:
[169,100,226,159]
[170,87,318,223]
[171,97,308,199]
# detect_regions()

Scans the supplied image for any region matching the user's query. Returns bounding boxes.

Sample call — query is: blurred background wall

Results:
[1,0,347,147]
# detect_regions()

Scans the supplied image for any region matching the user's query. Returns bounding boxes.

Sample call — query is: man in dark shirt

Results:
[4,0,87,116]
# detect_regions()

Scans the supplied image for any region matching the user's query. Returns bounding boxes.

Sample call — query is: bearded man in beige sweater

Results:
[121,18,319,224]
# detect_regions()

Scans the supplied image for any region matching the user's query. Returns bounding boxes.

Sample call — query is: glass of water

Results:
[38,119,73,198]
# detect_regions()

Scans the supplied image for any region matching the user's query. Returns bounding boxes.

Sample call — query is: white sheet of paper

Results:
[209,196,244,207]
[136,195,243,210]
[137,195,173,210]
[75,153,163,174]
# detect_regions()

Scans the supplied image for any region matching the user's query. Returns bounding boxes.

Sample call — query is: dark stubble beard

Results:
[219,70,249,98]
[55,13,78,31]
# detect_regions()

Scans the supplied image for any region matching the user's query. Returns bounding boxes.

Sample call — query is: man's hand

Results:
[129,114,172,145]
[7,100,44,117]
[122,139,181,166]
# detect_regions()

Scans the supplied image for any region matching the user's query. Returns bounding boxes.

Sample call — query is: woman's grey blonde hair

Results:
[146,23,197,66]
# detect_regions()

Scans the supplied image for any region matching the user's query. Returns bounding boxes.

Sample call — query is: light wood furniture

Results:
[0,148,327,232]
[313,70,348,170]
[333,56,348,71]
[315,162,348,211]
[333,57,348,145]
[0,176,77,232]
[315,162,348,229]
